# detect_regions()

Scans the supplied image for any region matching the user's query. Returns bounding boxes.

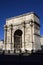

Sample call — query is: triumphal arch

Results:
[4,12,41,54]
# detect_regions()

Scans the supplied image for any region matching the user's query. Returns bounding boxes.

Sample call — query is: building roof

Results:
[6,12,39,21]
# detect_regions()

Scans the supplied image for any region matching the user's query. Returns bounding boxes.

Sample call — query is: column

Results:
[23,21,25,51]
[30,20,33,52]
[4,25,8,52]
[10,24,13,51]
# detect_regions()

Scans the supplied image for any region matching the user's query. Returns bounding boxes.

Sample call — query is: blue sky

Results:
[0,0,43,40]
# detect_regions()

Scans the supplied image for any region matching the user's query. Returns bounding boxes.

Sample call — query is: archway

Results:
[14,29,22,51]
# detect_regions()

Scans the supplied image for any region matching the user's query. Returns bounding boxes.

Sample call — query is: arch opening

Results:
[14,29,22,50]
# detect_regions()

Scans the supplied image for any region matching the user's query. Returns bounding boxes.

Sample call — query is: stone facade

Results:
[40,36,43,49]
[3,12,41,54]
[0,40,4,50]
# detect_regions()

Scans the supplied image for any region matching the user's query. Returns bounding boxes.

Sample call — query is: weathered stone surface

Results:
[4,12,41,54]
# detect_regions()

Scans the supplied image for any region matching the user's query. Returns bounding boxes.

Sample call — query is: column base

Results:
[4,49,34,55]
[10,50,14,54]
[5,50,9,54]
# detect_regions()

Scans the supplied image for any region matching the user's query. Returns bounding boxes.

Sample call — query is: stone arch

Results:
[14,29,23,50]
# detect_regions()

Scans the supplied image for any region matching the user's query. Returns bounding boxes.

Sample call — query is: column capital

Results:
[23,21,26,28]
[30,21,33,27]
[4,25,8,31]
[10,24,13,30]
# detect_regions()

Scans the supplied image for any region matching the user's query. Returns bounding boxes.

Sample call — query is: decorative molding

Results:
[6,12,39,21]
[34,33,40,37]
[34,21,40,27]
